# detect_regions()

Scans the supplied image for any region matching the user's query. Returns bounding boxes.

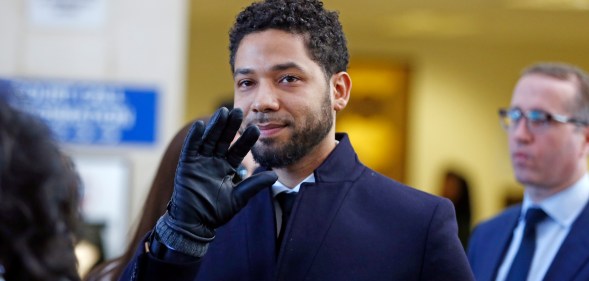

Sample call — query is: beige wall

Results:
[185,4,240,120]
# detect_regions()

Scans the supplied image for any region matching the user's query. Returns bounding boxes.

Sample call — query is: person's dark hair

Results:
[444,171,471,219]
[0,99,81,281]
[229,0,349,78]
[441,171,472,249]
[84,121,195,281]
[522,62,589,123]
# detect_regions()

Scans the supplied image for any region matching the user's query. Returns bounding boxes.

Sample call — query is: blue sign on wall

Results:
[0,78,158,145]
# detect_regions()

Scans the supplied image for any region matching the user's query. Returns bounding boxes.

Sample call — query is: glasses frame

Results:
[498,107,588,132]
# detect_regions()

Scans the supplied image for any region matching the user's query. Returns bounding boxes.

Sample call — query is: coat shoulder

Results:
[355,167,447,206]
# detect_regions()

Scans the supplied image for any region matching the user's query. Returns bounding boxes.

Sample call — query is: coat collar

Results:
[313,133,363,183]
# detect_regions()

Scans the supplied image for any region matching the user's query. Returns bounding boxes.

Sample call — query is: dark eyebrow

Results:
[233,68,254,78]
[233,62,305,78]
[271,62,304,72]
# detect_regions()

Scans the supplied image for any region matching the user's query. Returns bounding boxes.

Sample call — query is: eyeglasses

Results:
[498,107,588,133]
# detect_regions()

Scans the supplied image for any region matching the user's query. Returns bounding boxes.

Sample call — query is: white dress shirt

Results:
[495,173,589,281]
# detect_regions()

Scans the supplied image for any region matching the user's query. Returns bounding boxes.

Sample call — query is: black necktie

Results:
[505,207,548,281]
[276,191,297,253]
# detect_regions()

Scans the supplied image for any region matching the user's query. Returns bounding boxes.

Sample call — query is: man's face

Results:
[233,29,335,168]
[508,74,588,190]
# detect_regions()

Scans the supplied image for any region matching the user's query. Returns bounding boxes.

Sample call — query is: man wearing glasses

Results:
[468,62,589,281]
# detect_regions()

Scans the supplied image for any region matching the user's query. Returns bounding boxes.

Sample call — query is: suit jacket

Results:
[467,201,589,281]
[121,133,474,281]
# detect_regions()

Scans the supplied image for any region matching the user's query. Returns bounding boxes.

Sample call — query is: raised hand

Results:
[158,107,277,249]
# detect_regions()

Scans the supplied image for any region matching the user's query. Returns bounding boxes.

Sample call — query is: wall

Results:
[184,3,241,120]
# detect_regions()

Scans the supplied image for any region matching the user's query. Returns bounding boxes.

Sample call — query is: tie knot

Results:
[525,207,547,226]
[276,192,297,216]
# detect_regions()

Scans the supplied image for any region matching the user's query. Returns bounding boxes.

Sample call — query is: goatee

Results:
[251,92,332,168]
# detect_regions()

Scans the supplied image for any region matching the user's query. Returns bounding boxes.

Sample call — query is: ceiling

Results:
[191,0,589,52]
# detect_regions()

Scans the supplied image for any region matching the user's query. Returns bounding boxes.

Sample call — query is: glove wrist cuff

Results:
[155,215,213,257]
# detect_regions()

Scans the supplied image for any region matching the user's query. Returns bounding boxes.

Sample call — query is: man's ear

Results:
[331,72,351,112]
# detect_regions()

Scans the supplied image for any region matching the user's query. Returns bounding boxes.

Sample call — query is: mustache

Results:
[240,113,293,131]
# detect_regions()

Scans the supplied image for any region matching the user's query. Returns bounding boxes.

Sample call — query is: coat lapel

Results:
[543,201,589,280]
[244,187,278,281]
[470,205,520,281]
[275,180,354,280]
[486,210,520,281]
[274,134,361,280]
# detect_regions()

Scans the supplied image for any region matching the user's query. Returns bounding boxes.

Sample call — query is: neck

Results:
[526,171,586,203]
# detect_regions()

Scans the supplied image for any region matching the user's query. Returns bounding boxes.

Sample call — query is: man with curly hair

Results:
[120,0,474,280]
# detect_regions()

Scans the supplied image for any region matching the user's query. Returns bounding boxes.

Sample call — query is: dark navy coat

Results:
[468,202,589,281]
[122,133,474,281]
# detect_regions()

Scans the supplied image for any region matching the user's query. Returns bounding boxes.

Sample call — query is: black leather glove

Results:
[155,107,277,256]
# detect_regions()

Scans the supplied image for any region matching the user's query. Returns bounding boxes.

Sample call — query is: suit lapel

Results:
[543,201,589,280]
[487,210,520,281]
[470,206,520,281]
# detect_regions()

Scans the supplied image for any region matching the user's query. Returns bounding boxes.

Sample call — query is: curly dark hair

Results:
[229,0,349,78]
[0,98,81,281]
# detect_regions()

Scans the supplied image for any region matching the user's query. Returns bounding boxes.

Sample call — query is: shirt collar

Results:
[271,173,315,197]
[522,173,589,228]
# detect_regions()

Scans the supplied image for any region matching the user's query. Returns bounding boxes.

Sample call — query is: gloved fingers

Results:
[179,120,205,162]
[233,171,278,205]
[227,125,259,168]
[213,108,243,157]
[200,107,230,156]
